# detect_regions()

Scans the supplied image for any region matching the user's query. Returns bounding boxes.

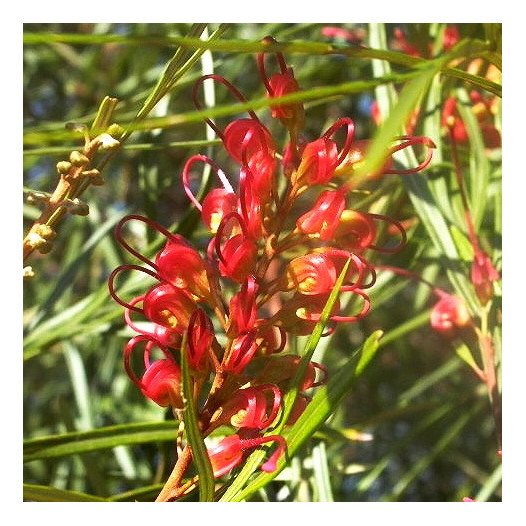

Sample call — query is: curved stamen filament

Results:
[330,289,371,323]
[108,264,161,314]
[367,213,408,253]
[114,214,181,270]
[193,74,260,138]
[182,154,234,212]
[214,211,250,266]
[322,117,356,166]
[386,136,436,174]
[124,334,173,388]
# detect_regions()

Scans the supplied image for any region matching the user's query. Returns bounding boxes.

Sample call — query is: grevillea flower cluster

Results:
[109,36,435,499]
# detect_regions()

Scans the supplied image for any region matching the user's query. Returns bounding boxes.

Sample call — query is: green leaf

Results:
[23,484,107,502]
[23,422,178,462]
[455,342,481,373]
[180,334,215,502]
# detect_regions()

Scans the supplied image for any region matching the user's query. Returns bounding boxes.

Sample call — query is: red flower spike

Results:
[430,294,472,337]
[223,331,259,374]
[266,72,305,127]
[124,335,183,408]
[155,239,213,301]
[314,248,376,291]
[276,287,369,327]
[296,188,347,240]
[322,118,356,166]
[187,308,215,372]
[215,213,258,283]
[282,141,299,177]
[254,323,287,355]
[272,292,339,335]
[334,212,407,254]
[142,283,197,333]
[228,276,258,337]
[242,150,277,211]
[207,434,286,478]
[207,435,245,478]
[334,139,390,179]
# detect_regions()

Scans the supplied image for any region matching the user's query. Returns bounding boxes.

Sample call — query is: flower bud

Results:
[430,294,471,337]
[56,161,72,174]
[69,150,90,166]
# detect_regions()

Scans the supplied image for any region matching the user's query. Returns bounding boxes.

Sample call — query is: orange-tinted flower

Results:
[201,188,238,234]
[142,283,197,333]
[296,188,347,240]
[155,239,212,301]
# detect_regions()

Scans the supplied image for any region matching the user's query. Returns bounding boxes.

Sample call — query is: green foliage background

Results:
[23,22,502,503]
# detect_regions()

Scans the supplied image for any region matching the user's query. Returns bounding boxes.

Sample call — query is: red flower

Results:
[471,250,500,306]
[124,335,183,408]
[228,276,258,337]
[257,35,305,135]
[430,294,471,337]
[187,308,215,373]
[212,384,282,430]
[292,118,355,190]
[333,210,377,251]
[214,213,258,283]
[223,331,259,374]
[223,118,276,165]
[155,239,212,301]
[283,252,338,295]
[296,188,347,240]
[142,283,197,333]
[201,188,238,233]
[207,434,286,478]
